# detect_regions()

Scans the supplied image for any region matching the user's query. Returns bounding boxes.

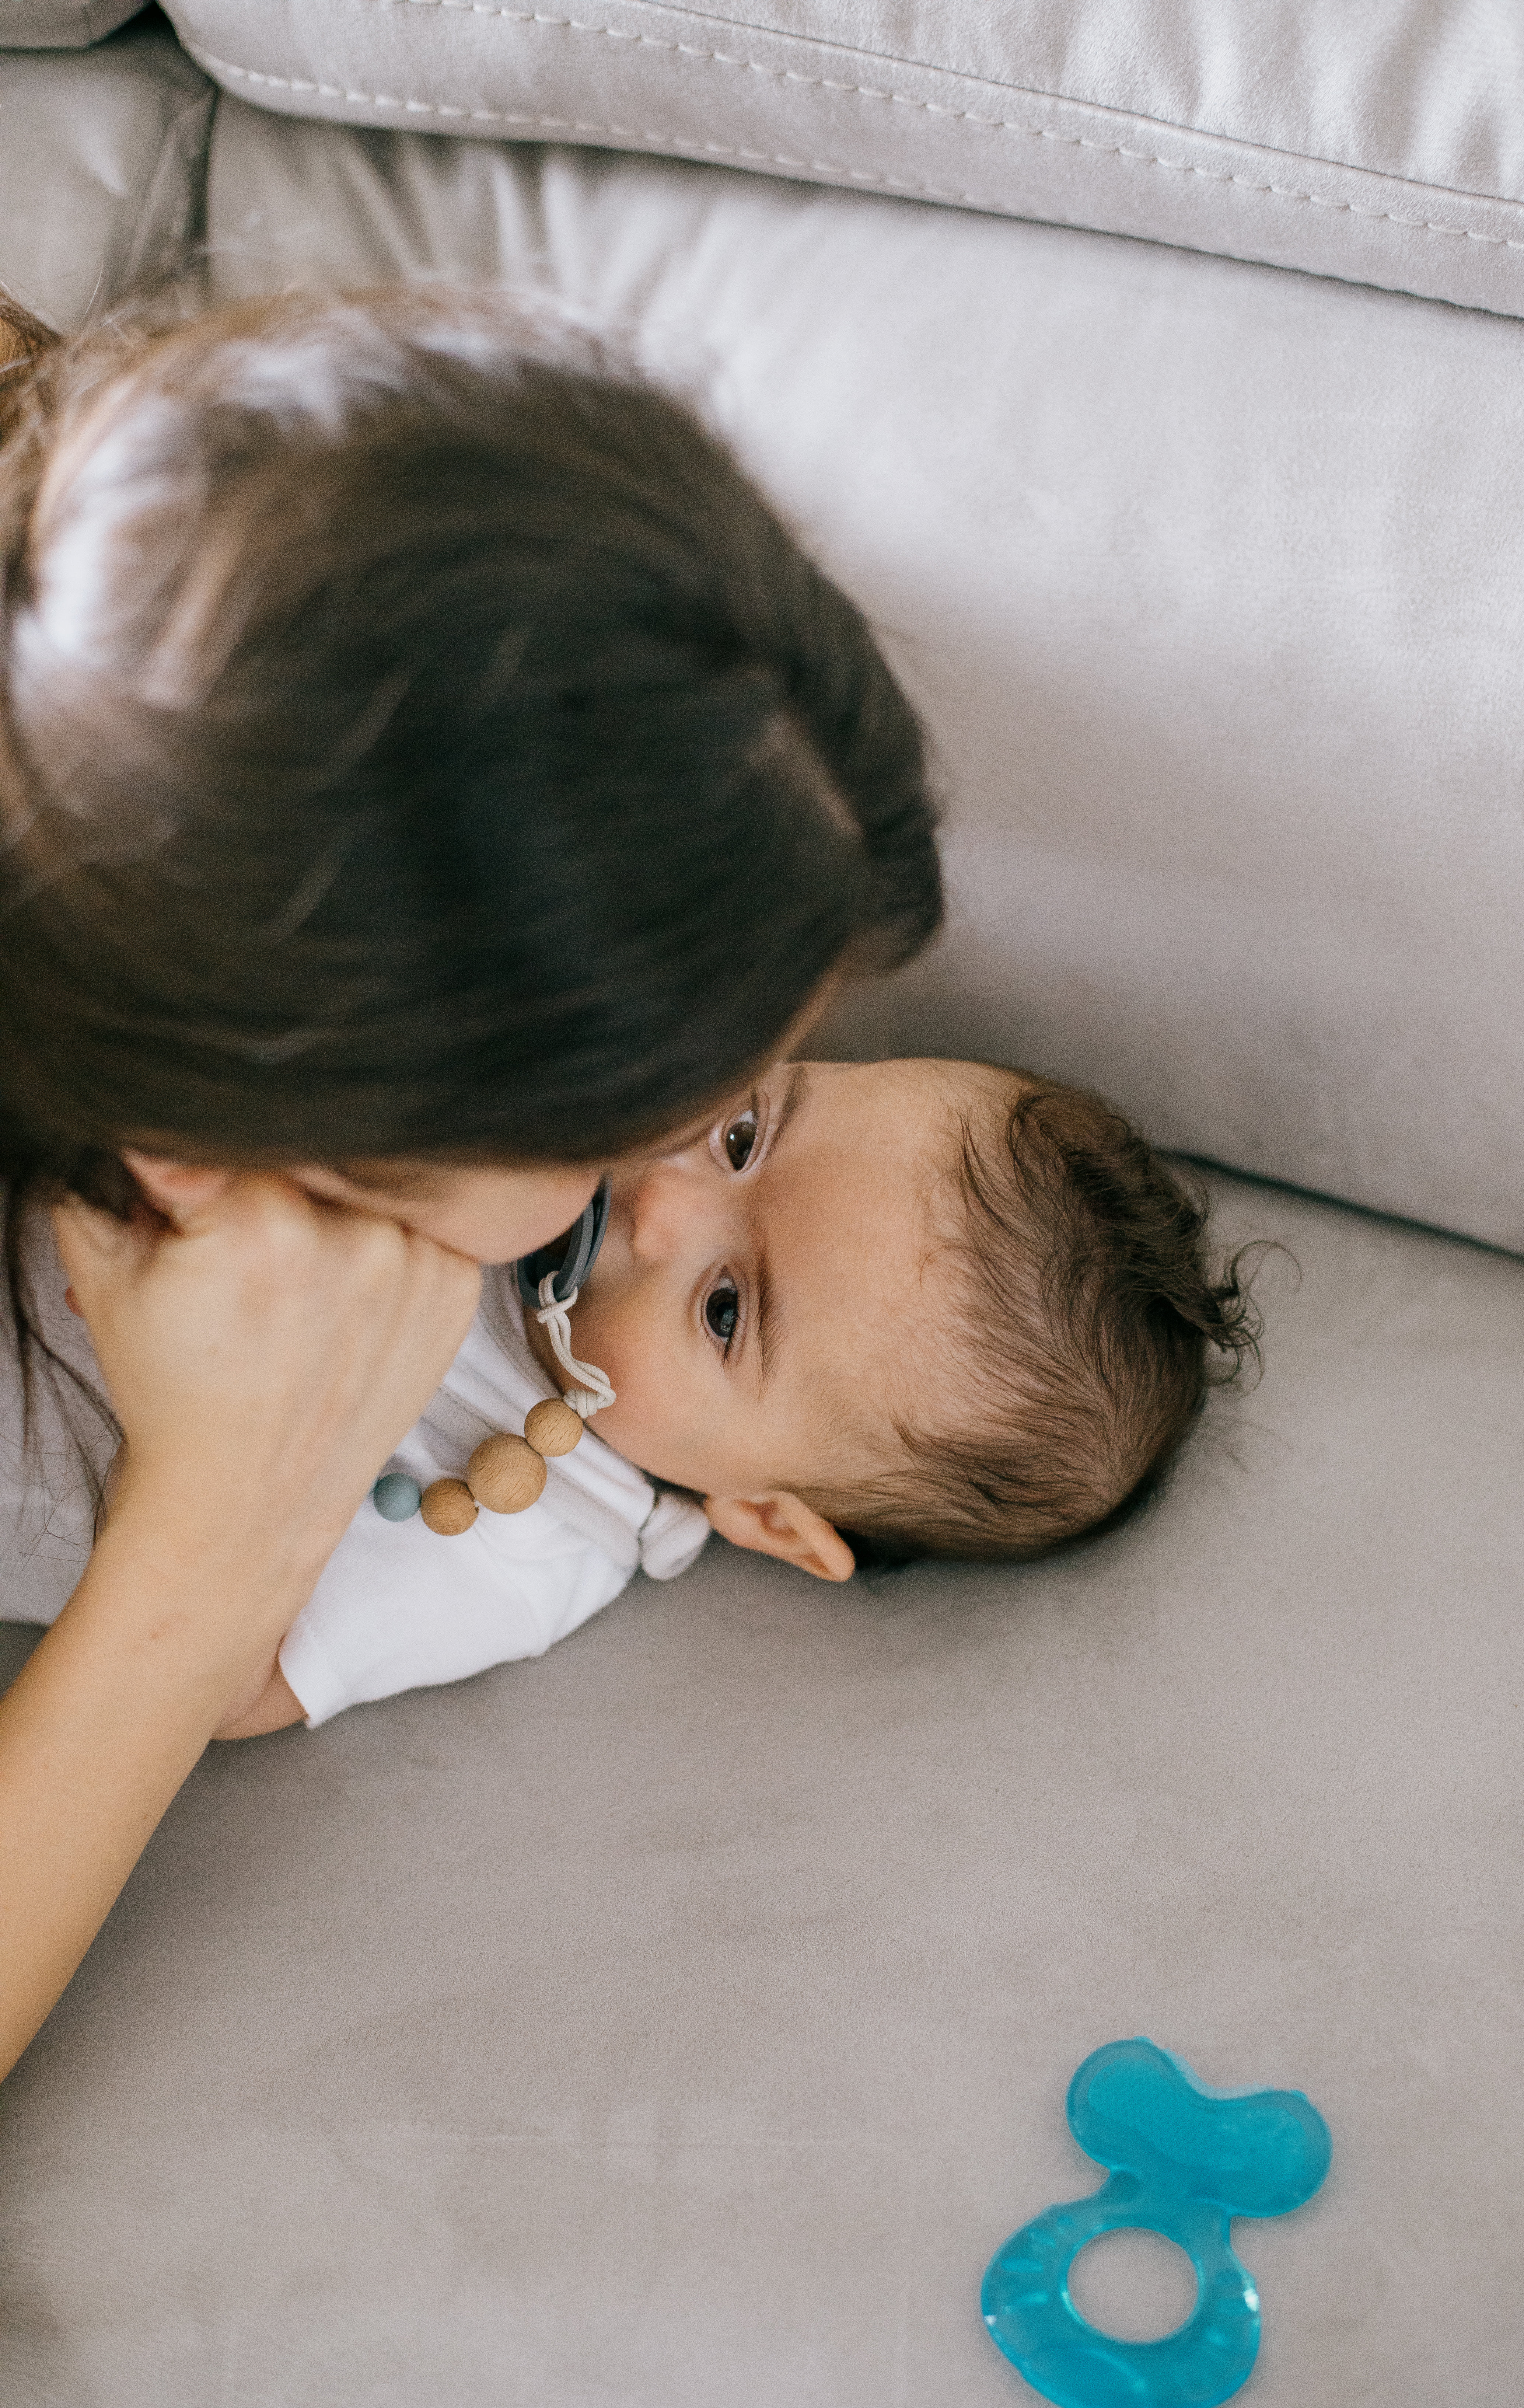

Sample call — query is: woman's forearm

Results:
[0,1179,482,2083]
[0,1497,320,2081]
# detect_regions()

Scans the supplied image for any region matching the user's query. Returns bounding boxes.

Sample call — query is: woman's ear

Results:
[119,1149,233,1229]
[703,1489,856,1583]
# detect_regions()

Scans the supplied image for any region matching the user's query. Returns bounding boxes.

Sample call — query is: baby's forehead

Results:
[748,1064,1027,1482]
[804,1052,1017,1120]
[866,1057,1023,1191]
[782,1061,997,1329]
[781,1056,1017,1246]
[850,1058,1032,1308]
[859,1053,1022,1116]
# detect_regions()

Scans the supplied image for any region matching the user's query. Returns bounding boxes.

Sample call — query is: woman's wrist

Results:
[82,1477,332,1696]
[106,1449,353,1595]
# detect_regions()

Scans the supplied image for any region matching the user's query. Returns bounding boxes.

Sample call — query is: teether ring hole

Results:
[1067,2230,1200,2344]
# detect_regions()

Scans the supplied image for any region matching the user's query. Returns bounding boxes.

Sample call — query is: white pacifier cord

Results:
[535,1273,616,1418]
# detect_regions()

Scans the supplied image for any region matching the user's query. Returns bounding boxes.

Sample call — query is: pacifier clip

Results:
[371,1184,616,1538]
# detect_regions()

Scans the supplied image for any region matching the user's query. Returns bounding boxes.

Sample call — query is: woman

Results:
[0,287,941,2079]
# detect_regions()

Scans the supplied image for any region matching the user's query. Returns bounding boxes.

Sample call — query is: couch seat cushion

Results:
[1,1169,1520,2405]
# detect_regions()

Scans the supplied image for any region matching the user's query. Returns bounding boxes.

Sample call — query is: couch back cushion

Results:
[166,0,1524,316]
[0,0,144,46]
[203,109,1524,1251]
[0,22,210,327]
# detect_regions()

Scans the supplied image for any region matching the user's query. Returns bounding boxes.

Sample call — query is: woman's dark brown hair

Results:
[0,286,941,1429]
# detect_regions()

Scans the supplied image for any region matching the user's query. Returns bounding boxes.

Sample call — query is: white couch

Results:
[1,10,1520,2403]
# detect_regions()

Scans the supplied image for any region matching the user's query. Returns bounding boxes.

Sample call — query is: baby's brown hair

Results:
[819,1072,1264,1565]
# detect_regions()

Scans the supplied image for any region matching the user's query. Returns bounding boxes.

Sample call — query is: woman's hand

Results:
[53,1173,482,1599]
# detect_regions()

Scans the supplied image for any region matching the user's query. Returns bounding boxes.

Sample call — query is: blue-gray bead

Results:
[372,1472,422,1522]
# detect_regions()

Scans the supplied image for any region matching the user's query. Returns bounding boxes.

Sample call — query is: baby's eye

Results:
[704,1282,740,1348]
[709,1089,770,1176]
[722,1110,759,1170]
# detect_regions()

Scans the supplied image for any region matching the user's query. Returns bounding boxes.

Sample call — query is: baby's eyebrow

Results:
[753,1062,808,1389]
[755,1244,777,1388]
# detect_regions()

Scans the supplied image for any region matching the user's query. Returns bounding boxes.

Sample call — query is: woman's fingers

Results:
[53,1173,482,1578]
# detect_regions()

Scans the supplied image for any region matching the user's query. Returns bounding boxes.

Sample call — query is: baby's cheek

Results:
[608,1381,721,1492]
[585,1349,670,1449]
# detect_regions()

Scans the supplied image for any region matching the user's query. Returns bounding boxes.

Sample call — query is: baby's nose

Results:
[627,1156,720,1264]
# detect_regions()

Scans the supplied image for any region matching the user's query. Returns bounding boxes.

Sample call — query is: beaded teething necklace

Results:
[370,1179,616,1538]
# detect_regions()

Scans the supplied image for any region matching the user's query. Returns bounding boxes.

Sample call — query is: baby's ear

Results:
[703,1490,856,1583]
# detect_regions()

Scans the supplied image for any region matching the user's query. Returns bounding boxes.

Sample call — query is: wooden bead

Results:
[467,1432,547,1515]
[420,1476,478,1536]
[524,1398,584,1458]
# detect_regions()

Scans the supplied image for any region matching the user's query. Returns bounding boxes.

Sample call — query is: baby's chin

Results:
[542,1305,644,1442]
[583,1379,714,1496]
[584,1385,670,1472]
[596,1424,677,1487]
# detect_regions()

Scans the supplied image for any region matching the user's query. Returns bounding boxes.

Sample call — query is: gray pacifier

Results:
[514,1175,611,1309]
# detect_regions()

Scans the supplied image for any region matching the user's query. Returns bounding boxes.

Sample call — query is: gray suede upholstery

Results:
[3,1177,1521,2404]
[1,18,1521,2407]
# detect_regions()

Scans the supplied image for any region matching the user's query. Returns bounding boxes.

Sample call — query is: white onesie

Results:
[0,1234,709,1726]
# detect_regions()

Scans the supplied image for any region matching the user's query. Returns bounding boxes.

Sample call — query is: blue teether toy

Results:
[982,2038,1330,2408]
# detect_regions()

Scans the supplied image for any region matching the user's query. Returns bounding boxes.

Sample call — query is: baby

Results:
[223,1056,1259,1732]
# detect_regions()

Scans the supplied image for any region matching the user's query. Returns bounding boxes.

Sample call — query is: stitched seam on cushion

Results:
[186,42,1524,252]
[377,0,1524,203]
[331,1,1524,206]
